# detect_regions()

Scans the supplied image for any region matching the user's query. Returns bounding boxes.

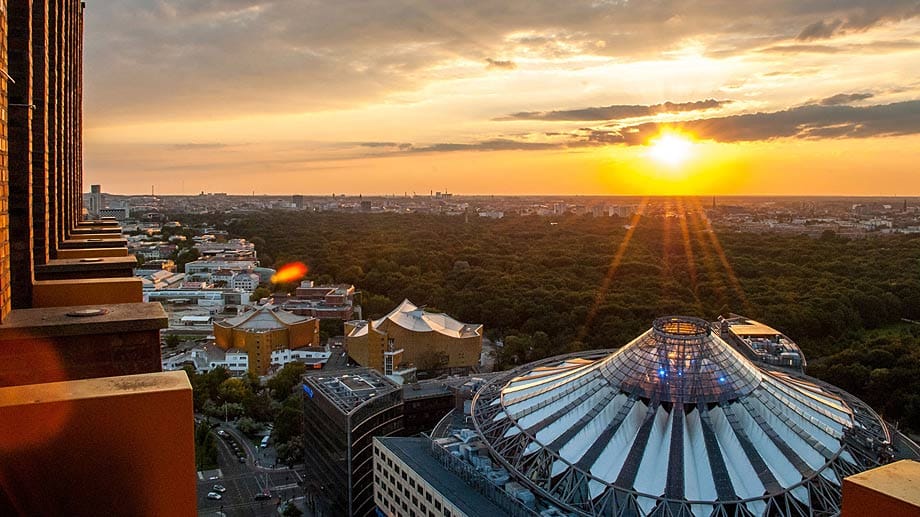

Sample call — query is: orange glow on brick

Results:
[0,339,71,451]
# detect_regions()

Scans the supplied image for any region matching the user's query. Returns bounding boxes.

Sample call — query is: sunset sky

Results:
[83,1,920,196]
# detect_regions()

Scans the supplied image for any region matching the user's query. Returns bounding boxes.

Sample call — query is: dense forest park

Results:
[181,210,920,432]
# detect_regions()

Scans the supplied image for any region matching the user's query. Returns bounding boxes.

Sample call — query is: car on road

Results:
[239,456,247,463]
[217,430,229,438]
[253,492,271,501]
[206,492,222,500]
[212,484,226,493]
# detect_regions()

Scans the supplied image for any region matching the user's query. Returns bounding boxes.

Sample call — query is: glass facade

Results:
[302,369,403,516]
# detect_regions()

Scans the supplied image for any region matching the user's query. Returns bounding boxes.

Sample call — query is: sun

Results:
[647,132,694,167]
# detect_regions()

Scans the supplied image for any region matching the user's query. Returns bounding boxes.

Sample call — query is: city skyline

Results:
[84,2,920,195]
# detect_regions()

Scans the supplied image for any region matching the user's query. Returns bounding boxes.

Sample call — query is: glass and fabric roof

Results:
[471,316,901,517]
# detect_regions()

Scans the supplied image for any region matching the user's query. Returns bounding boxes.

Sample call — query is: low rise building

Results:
[184,258,259,276]
[345,299,482,376]
[143,287,250,309]
[162,342,330,374]
[230,271,260,292]
[719,314,806,371]
[282,281,357,320]
[374,437,514,517]
[213,305,320,375]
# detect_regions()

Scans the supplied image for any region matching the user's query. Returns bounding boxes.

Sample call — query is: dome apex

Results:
[599,315,761,404]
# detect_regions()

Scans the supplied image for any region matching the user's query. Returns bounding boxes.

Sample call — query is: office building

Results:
[303,368,404,516]
[87,183,101,216]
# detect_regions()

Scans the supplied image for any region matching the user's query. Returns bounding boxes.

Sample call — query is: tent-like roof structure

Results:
[470,316,903,517]
[349,299,482,339]
[215,304,311,332]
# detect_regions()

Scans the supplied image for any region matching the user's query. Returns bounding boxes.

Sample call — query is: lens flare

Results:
[270,262,308,284]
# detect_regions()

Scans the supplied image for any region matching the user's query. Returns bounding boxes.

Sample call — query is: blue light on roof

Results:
[718,376,726,384]
[658,368,666,377]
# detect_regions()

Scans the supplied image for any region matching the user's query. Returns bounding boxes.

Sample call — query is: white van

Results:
[260,435,270,448]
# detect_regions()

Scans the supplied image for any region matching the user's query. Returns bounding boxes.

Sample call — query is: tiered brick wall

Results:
[31,0,48,265]
[0,0,11,322]
[8,0,33,308]
[44,0,57,252]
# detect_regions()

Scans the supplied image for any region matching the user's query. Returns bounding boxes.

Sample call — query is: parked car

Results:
[206,492,222,500]
[212,484,226,493]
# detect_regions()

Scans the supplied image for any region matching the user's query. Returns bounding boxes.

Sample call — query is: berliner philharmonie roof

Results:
[349,299,482,338]
[470,316,909,517]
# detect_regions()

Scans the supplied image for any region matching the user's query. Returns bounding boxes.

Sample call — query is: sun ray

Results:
[675,197,701,305]
[685,201,729,307]
[577,197,650,343]
[689,197,753,315]
[661,197,674,288]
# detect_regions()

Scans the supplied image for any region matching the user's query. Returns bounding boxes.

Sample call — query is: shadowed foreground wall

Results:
[0,371,196,516]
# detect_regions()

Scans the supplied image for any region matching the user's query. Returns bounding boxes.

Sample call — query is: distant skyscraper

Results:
[293,194,305,209]
[88,184,102,217]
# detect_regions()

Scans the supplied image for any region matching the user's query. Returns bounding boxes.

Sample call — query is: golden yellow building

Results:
[214,305,319,375]
[345,299,482,375]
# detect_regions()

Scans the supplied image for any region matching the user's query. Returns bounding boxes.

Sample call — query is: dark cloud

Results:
[485,58,517,70]
[761,39,920,54]
[408,139,561,153]
[85,1,920,124]
[358,142,413,150]
[819,92,874,105]
[603,100,920,144]
[796,1,920,40]
[363,100,920,155]
[498,99,731,121]
[797,19,844,40]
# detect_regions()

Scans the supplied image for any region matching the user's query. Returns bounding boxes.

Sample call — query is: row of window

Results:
[374,446,457,517]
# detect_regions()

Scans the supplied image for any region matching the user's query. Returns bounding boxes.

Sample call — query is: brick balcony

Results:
[35,255,136,280]
[0,1,203,514]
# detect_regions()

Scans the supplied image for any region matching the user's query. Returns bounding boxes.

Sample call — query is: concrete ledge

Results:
[0,303,167,387]
[32,278,144,307]
[66,232,122,239]
[69,227,122,235]
[58,237,129,249]
[54,247,129,259]
[0,371,196,516]
[36,255,137,280]
[843,460,920,516]
[78,218,120,227]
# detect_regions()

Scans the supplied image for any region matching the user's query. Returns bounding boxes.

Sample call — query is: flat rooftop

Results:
[376,437,511,517]
[728,321,781,336]
[304,368,399,414]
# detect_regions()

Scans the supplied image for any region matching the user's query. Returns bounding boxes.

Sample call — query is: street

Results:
[197,423,307,516]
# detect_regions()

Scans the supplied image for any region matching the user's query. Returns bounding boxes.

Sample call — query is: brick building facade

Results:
[0,2,196,514]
